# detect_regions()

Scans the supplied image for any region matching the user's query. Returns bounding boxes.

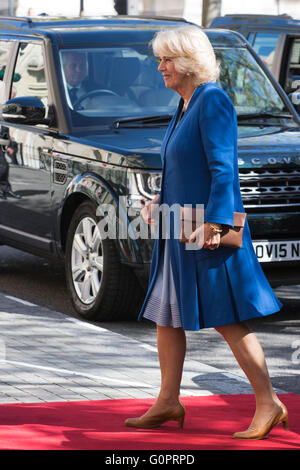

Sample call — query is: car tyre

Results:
[65,200,144,321]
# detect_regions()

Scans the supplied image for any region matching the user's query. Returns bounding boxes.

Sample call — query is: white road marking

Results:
[2,359,152,388]
[66,316,158,351]
[5,295,37,307]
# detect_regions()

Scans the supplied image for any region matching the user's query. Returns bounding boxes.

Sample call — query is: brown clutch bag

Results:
[179,207,246,249]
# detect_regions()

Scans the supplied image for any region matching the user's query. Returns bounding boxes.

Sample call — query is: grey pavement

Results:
[0,292,287,405]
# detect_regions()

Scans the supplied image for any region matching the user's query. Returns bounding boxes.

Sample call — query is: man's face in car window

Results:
[63,52,88,87]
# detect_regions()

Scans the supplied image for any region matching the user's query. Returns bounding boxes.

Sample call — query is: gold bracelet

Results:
[208,223,223,234]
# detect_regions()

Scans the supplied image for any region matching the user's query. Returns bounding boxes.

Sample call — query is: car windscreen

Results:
[59,45,179,128]
[215,46,288,119]
[58,44,292,130]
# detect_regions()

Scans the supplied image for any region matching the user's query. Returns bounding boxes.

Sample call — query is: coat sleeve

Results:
[199,87,236,227]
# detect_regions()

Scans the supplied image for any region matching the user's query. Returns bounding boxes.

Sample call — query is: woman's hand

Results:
[189,223,221,250]
[203,223,221,250]
[140,194,160,225]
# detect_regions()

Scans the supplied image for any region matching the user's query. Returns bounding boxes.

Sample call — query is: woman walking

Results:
[125,26,288,439]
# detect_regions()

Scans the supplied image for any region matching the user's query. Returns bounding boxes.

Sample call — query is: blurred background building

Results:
[0,0,299,25]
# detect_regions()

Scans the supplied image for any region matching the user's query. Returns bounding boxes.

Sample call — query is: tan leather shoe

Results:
[125,400,186,429]
[233,403,289,440]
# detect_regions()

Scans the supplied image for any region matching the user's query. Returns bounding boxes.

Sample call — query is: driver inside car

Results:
[62,51,98,109]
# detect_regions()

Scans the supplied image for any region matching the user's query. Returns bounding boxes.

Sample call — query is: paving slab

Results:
[0,293,286,404]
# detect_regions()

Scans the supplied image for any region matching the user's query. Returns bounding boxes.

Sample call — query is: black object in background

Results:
[114,0,127,15]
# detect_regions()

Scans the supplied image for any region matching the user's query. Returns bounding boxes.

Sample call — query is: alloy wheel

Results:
[71,216,103,305]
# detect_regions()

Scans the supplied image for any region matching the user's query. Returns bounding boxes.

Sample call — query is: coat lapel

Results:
[161,84,208,162]
[160,99,184,165]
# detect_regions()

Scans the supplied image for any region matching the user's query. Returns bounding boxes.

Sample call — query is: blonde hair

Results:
[151,25,220,86]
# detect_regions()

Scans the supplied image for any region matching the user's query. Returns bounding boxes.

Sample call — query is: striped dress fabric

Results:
[142,239,182,328]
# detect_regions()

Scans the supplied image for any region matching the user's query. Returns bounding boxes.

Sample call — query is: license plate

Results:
[253,240,300,262]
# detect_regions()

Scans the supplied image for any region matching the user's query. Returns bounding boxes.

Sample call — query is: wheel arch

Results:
[58,173,143,265]
[59,173,114,252]
[60,192,90,252]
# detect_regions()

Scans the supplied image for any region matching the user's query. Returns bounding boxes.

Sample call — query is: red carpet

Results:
[0,393,299,450]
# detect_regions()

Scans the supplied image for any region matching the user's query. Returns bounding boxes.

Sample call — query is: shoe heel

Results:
[282,417,289,430]
[177,414,185,429]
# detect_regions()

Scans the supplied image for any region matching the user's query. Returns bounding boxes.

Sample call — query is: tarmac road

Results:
[0,244,299,395]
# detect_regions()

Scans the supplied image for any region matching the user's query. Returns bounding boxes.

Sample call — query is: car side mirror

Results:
[2,96,50,125]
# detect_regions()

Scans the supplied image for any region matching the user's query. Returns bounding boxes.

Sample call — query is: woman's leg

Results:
[215,322,283,428]
[125,325,186,428]
[141,325,186,416]
[156,325,186,405]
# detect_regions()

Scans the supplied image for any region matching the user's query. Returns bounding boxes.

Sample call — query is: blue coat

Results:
[138,82,282,331]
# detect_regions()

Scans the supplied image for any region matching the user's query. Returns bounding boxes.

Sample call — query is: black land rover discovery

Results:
[0,15,299,321]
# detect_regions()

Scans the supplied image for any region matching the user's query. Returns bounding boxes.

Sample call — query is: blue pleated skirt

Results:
[141,236,283,330]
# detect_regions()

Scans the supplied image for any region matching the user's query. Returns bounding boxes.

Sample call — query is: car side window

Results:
[0,40,12,103]
[11,42,49,109]
[252,32,280,70]
[285,38,300,94]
